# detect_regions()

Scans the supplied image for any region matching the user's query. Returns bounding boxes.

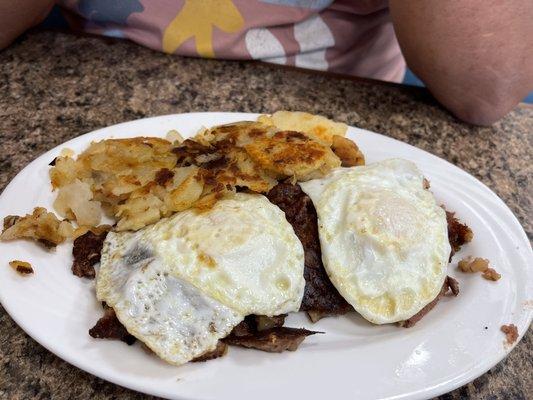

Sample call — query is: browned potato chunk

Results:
[1,208,73,247]
[245,131,340,181]
[331,135,365,167]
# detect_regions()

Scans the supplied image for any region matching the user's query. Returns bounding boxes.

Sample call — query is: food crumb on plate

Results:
[500,324,518,345]
[458,256,501,281]
[9,260,34,275]
[482,268,501,281]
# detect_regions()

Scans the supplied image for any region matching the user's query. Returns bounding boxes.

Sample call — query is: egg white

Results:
[97,243,242,365]
[96,193,305,364]
[300,159,451,324]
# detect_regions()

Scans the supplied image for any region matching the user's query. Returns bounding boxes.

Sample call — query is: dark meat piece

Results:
[399,276,459,328]
[72,230,108,279]
[89,305,136,345]
[224,314,319,352]
[230,317,256,337]
[446,210,473,259]
[192,341,228,362]
[266,182,352,319]
[224,327,320,353]
[445,275,460,296]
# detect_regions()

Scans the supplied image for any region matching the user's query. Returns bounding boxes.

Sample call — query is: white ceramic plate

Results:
[0,113,531,400]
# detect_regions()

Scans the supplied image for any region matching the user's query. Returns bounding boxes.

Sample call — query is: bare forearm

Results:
[0,0,54,49]
[390,0,533,125]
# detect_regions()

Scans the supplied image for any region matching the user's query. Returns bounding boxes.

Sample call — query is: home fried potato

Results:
[258,111,347,145]
[46,112,364,231]
[244,131,341,181]
[0,207,73,247]
[50,137,180,230]
[331,135,365,167]
[53,179,102,226]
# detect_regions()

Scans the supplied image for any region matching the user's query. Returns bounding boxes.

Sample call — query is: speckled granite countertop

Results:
[0,31,531,400]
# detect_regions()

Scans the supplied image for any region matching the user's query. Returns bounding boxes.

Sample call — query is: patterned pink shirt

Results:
[59,0,405,82]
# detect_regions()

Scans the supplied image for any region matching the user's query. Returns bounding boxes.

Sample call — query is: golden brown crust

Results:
[244,130,340,181]
[331,135,365,167]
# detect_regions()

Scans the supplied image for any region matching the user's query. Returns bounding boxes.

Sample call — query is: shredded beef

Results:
[230,317,256,337]
[224,314,319,352]
[89,304,136,345]
[224,327,320,353]
[446,211,473,259]
[399,276,459,328]
[446,275,460,296]
[72,230,108,279]
[266,182,352,320]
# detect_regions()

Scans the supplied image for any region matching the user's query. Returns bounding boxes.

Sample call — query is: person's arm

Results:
[0,0,54,50]
[389,0,533,125]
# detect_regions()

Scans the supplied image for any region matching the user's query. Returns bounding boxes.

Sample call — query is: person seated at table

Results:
[1,0,531,126]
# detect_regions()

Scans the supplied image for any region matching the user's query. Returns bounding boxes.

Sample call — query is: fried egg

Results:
[96,193,305,364]
[96,251,242,365]
[300,159,451,324]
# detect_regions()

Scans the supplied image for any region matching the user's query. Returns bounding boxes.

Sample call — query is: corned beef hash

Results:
[2,111,477,365]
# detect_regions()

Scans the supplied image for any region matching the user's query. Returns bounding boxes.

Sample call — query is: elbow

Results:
[443,95,518,126]
[425,80,524,126]
[0,31,17,51]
